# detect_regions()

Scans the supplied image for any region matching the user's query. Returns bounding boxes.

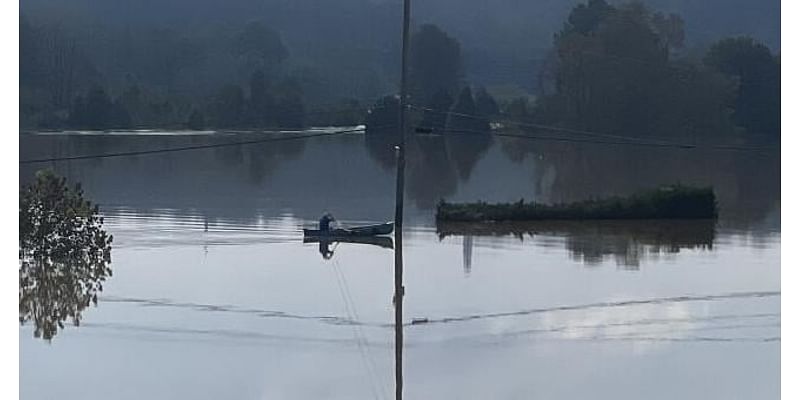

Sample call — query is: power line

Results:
[19,127,371,164]
[410,103,688,145]
[409,105,779,152]
[419,126,778,152]
[331,260,386,400]
[20,103,385,136]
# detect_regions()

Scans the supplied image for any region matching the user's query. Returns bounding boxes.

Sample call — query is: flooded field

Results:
[19,131,780,400]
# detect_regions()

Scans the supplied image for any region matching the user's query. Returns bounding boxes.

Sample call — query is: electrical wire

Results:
[411,103,697,145]
[19,127,373,164]
[331,259,387,400]
[409,105,779,152]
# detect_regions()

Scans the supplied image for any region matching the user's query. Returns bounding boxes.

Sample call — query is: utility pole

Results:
[394,1,411,400]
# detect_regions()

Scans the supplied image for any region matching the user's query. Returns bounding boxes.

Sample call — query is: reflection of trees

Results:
[366,129,461,209]
[558,220,714,269]
[213,134,308,184]
[364,95,401,171]
[364,125,399,171]
[406,135,459,209]
[499,136,780,227]
[445,134,492,181]
[19,171,113,340]
[364,97,492,209]
[437,219,715,270]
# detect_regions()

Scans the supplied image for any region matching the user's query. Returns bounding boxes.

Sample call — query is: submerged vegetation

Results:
[19,170,113,340]
[436,185,717,222]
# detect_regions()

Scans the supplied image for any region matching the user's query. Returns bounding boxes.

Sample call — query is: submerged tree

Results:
[19,170,113,341]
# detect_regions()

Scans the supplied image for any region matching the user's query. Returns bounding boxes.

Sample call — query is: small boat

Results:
[303,222,394,237]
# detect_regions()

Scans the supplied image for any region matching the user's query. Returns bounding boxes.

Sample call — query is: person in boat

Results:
[319,213,336,232]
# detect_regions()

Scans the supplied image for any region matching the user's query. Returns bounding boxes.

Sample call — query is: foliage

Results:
[409,24,464,105]
[306,99,366,127]
[272,78,306,129]
[68,86,132,130]
[538,0,739,140]
[475,87,500,117]
[436,185,718,221]
[245,69,276,127]
[705,36,780,141]
[19,170,113,341]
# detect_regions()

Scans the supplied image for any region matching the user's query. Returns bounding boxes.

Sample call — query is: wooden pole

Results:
[394,1,411,399]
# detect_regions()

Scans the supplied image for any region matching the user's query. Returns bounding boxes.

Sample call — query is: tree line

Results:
[22,0,779,144]
[530,0,779,144]
[366,0,779,146]
[20,17,368,130]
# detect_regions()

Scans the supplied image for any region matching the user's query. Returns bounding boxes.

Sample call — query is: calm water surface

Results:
[20,131,780,399]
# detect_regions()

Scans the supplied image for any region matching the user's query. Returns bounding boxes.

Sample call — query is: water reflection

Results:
[365,123,491,209]
[20,131,780,231]
[303,236,394,260]
[437,219,716,269]
[499,138,780,225]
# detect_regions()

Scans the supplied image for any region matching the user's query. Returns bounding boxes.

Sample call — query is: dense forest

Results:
[366,0,780,148]
[20,0,779,143]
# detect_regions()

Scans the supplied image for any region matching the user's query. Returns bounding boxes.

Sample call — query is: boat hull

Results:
[303,222,394,237]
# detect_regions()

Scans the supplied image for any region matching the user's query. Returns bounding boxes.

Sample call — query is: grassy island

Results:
[436,185,718,222]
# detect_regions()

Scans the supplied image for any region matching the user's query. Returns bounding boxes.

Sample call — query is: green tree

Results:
[69,86,131,130]
[538,1,736,140]
[560,0,613,36]
[246,69,276,127]
[409,24,463,105]
[141,28,205,89]
[20,170,113,341]
[475,88,500,118]
[705,37,780,141]
[273,78,306,129]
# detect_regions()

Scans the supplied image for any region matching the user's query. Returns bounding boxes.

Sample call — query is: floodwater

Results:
[20,130,780,400]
